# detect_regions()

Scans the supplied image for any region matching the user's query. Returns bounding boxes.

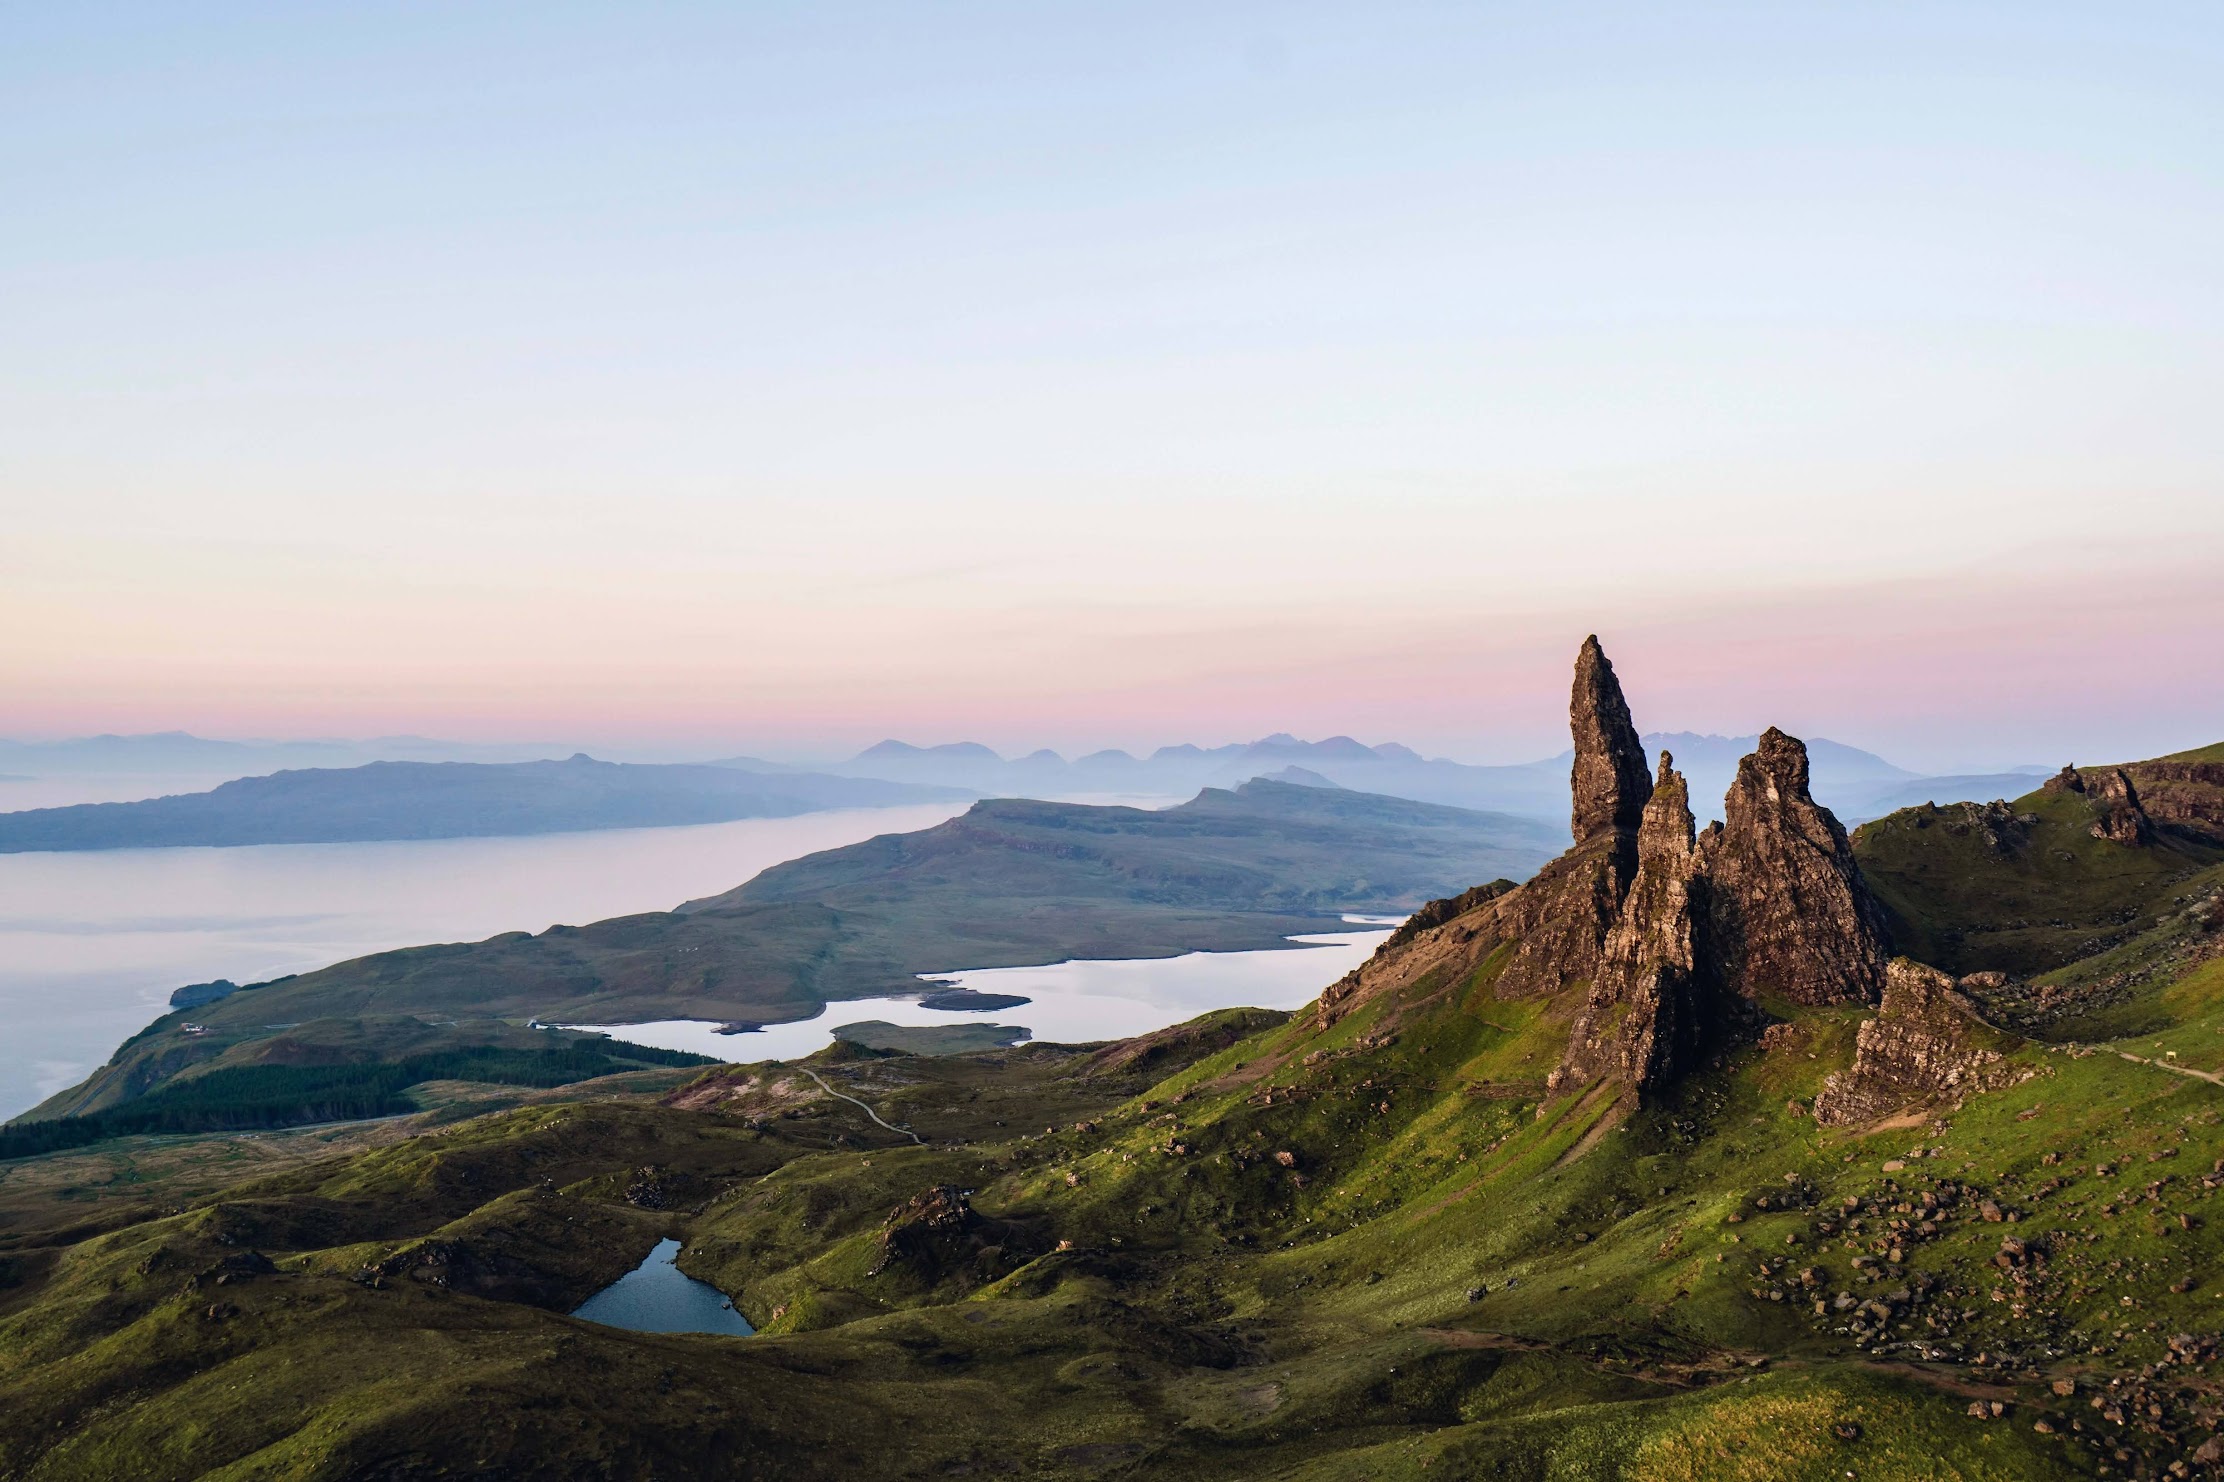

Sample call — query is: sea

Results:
[0,801,969,1121]
[0,788,1390,1126]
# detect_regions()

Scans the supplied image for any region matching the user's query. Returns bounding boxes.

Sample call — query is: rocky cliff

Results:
[1553,752,1703,1093]
[1811,959,2023,1126]
[2124,758,2224,846]
[1313,637,1658,1028]
[1569,634,1653,849]
[2044,763,2159,848]
[1700,727,1890,1007]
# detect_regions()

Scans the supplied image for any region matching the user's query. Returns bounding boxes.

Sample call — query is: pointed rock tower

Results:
[1570,635,1653,848]
[1699,727,1888,1006]
[1489,635,1655,998]
[1554,751,1704,1094]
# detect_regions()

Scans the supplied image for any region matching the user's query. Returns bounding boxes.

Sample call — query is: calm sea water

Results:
[571,1237,755,1336]
[0,803,969,1121]
[571,919,1400,1062]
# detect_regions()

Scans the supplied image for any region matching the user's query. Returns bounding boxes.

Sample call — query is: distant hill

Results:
[0,755,969,852]
[0,731,574,775]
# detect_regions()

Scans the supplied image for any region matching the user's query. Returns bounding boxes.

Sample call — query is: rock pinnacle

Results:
[1569,635,1652,844]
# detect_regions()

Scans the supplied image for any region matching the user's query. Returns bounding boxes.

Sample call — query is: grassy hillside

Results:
[1854,786,2224,980]
[10,922,2224,1476]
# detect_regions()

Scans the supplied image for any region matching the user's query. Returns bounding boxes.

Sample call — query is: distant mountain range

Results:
[825,731,2048,826]
[0,728,2051,837]
[0,755,966,852]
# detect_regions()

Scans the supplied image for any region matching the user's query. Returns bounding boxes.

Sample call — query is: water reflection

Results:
[570,1238,754,1336]
[570,919,1399,1062]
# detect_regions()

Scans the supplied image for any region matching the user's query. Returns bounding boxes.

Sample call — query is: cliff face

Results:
[2123,758,2224,847]
[2044,763,2160,848]
[1553,753,1702,1093]
[2087,768,2156,847]
[1811,959,2022,1126]
[1700,728,1890,1007]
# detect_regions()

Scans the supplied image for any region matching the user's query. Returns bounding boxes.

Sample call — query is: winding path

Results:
[795,1066,924,1145]
[2115,1050,2224,1087]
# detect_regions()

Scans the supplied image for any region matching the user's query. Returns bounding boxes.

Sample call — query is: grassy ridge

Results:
[0,1040,710,1160]
[1853,786,2224,979]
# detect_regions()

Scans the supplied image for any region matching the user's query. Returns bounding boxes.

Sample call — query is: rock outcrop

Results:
[2085,767,2155,847]
[868,1185,1029,1288]
[1553,753,1704,1093]
[1319,643,1896,1106]
[2045,763,2160,847]
[1700,728,1889,1006]
[1569,634,1653,849]
[1811,960,2021,1126]
[2122,759,2224,846]
[1312,639,1653,1027]
[1492,636,1656,999]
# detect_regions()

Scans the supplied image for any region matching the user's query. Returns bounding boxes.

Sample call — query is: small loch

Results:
[570,1238,754,1336]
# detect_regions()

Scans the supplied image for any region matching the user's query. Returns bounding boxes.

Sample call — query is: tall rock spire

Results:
[1700,727,1889,1006]
[1554,751,1705,1096]
[1569,635,1652,844]
[1486,637,1656,999]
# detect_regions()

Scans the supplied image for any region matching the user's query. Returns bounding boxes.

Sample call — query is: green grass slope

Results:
[1854,785,2224,979]
[12,903,2224,1477]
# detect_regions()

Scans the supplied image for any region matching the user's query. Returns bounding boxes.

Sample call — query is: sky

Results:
[3,2,2221,772]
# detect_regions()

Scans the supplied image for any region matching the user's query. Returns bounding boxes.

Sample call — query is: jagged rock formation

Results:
[1491,636,1657,999]
[1569,634,1653,846]
[1553,753,1703,1093]
[1699,728,1889,1006]
[868,1185,1029,1287]
[2086,768,2155,847]
[1324,642,1894,1105]
[1811,960,2021,1126]
[1311,637,1654,1028]
[2046,764,2159,847]
[2122,759,2224,846]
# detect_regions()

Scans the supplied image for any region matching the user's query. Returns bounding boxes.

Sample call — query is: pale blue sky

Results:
[4,3,2221,767]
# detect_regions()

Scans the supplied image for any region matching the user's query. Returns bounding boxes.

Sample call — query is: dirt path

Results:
[2115,1051,2224,1087]
[796,1067,925,1145]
